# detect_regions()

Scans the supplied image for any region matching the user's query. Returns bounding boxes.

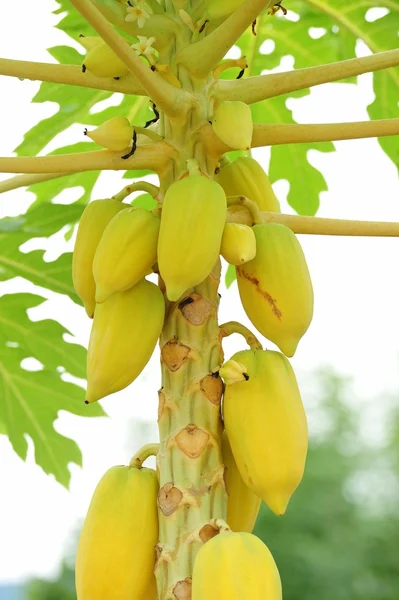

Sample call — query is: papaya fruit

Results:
[93,207,160,303]
[223,349,308,516]
[220,222,256,265]
[237,223,313,357]
[216,156,280,212]
[84,116,133,152]
[78,34,103,51]
[158,174,226,301]
[212,101,253,150]
[222,431,261,533]
[192,531,282,600]
[86,279,164,403]
[72,199,129,318]
[75,464,159,600]
[82,40,130,78]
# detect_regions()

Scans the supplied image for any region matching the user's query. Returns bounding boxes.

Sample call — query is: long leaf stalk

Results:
[218,48,399,104]
[0,57,145,95]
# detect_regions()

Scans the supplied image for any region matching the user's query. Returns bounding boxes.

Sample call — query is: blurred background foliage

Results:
[23,369,399,599]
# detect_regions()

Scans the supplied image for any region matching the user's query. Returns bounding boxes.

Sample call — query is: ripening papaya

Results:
[93,207,160,303]
[82,40,130,78]
[216,156,280,212]
[78,34,103,51]
[220,222,256,265]
[237,223,313,357]
[72,199,129,318]
[86,279,165,403]
[84,116,133,152]
[222,431,261,533]
[192,531,282,600]
[223,349,308,516]
[75,464,159,600]
[157,174,226,301]
[212,101,253,150]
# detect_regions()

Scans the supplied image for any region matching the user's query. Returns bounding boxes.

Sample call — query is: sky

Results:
[0,0,399,587]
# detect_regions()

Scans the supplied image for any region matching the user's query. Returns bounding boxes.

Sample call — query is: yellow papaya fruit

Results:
[72,199,128,318]
[158,174,226,301]
[84,116,133,152]
[205,0,245,24]
[78,34,103,51]
[75,464,159,600]
[212,101,253,150]
[225,204,253,226]
[237,223,313,357]
[223,349,308,516]
[216,156,280,212]
[86,279,164,403]
[222,431,261,533]
[220,222,256,265]
[192,531,282,600]
[82,40,130,78]
[93,207,160,303]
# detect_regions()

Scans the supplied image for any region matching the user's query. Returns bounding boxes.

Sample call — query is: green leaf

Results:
[236,1,399,214]
[0,293,105,487]
[225,264,236,289]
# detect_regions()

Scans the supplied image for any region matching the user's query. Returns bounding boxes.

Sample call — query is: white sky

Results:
[0,0,398,586]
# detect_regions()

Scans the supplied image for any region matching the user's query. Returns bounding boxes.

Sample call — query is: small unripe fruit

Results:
[220,222,256,265]
[212,101,253,150]
[84,116,133,152]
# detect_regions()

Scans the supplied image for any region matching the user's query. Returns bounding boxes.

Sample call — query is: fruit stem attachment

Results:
[134,126,164,143]
[129,443,159,468]
[219,321,263,351]
[217,47,399,104]
[0,57,145,95]
[226,195,263,225]
[176,0,273,78]
[112,181,160,202]
[252,118,399,147]
[69,0,191,118]
[213,57,248,79]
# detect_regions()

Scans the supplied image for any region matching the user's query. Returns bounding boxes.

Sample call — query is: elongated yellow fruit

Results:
[205,0,244,22]
[237,223,313,357]
[93,207,160,303]
[216,156,280,212]
[212,101,253,150]
[158,174,226,301]
[82,40,130,78]
[84,116,133,152]
[78,34,103,51]
[223,349,308,516]
[86,279,165,403]
[192,531,282,600]
[220,222,256,265]
[72,199,128,318]
[222,431,261,533]
[76,464,159,600]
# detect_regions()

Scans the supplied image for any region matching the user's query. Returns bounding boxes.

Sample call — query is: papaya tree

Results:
[0,0,398,598]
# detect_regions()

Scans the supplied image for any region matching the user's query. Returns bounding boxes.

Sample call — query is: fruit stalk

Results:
[156,263,227,599]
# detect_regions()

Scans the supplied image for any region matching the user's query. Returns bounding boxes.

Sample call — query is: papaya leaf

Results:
[235,0,399,217]
[0,203,81,303]
[0,293,104,487]
[225,264,236,289]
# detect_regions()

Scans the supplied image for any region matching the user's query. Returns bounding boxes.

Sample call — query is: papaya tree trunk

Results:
[156,262,228,599]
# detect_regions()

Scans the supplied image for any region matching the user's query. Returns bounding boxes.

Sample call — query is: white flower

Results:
[125,0,153,28]
[131,36,156,58]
